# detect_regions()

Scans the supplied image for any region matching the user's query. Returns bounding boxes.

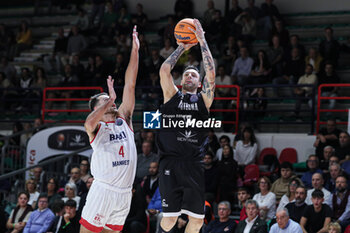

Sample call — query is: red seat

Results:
[345,225,350,233]
[279,148,297,164]
[243,164,260,186]
[258,147,277,165]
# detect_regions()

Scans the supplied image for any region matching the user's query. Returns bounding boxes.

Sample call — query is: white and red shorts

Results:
[80,180,132,232]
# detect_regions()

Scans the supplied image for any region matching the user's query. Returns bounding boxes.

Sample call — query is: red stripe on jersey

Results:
[90,123,101,144]
[79,218,103,232]
[106,223,124,231]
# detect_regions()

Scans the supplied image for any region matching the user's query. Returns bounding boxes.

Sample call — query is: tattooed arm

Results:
[191,19,216,110]
[159,43,196,103]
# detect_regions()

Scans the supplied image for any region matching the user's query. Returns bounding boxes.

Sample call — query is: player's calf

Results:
[185,216,203,233]
[159,216,178,232]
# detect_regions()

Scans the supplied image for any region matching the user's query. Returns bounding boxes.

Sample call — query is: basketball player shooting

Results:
[79,26,139,233]
[157,19,216,233]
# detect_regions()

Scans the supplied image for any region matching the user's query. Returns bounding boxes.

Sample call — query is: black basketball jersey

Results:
[156,91,209,161]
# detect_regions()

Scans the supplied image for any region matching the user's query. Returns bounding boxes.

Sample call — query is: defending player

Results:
[79,26,139,233]
[157,19,216,233]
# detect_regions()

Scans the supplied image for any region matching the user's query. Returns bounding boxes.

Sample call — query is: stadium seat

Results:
[243,164,260,186]
[258,147,278,165]
[279,148,298,164]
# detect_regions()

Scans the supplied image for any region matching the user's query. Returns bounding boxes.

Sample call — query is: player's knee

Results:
[160,216,178,231]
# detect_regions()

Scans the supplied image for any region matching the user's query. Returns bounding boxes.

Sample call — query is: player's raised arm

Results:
[85,77,116,138]
[119,25,139,124]
[192,19,216,110]
[159,41,196,103]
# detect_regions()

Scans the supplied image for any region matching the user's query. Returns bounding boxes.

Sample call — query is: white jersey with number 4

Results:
[89,117,137,189]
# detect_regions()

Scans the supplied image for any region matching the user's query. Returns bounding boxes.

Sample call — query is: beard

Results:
[105,107,118,114]
[337,188,346,193]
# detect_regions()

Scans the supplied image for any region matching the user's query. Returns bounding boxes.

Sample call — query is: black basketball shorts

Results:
[158,158,205,219]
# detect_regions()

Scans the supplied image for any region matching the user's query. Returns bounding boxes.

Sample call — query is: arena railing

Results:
[316,83,350,133]
[240,84,316,134]
[41,86,104,123]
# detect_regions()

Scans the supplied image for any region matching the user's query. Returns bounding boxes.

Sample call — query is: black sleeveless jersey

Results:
[156,91,209,161]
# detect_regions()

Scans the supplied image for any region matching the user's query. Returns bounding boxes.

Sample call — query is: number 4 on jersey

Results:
[119,146,125,157]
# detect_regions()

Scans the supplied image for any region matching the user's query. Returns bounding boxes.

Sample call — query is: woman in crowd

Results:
[46,177,62,208]
[25,179,39,209]
[61,182,81,209]
[253,176,276,221]
[6,192,33,233]
[79,159,91,183]
[277,177,301,211]
[234,127,258,166]
[15,20,32,56]
[250,50,272,84]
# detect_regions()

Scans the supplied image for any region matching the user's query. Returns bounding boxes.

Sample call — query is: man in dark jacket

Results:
[235,200,267,233]
[50,200,80,233]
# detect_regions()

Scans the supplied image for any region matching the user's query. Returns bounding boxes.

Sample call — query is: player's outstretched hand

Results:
[107,75,116,101]
[132,25,139,51]
[189,18,205,44]
[177,41,197,51]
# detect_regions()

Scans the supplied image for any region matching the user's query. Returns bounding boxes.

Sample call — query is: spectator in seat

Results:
[61,183,81,210]
[305,173,331,206]
[215,65,232,98]
[328,175,350,230]
[25,179,39,209]
[71,9,89,32]
[267,35,284,77]
[215,135,230,161]
[49,200,80,233]
[44,177,61,209]
[43,28,68,73]
[336,131,350,162]
[89,0,106,28]
[32,166,46,193]
[159,38,175,60]
[14,21,32,57]
[99,1,117,41]
[131,3,148,33]
[207,10,226,53]
[147,187,162,233]
[235,199,267,233]
[64,26,87,66]
[6,192,33,233]
[234,127,258,166]
[261,0,282,22]
[277,177,302,211]
[221,36,239,73]
[160,15,176,46]
[250,50,271,85]
[314,119,341,160]
[204,201,237,233]
[231,47,254,86]
[207,129,220,155]
[253,176,276,221]
[301,155,323,189]
[327,222,342,233]
[70,55,85,84]
[269,208,303,233]
[203,0,217,28]
[319,27,340,67]
[148,49,164,74]
[324,163,344,193]
[285,186,308,223]
[23,194,55,233]
[67,167,87,196]
[235,11,256,44]
[174,0,193,19]
[271,162,300,201]
[285,35,306,60]
[300,189,332,233]
[203,152,219,204]
[270,20,289,48]
[142,161,159,203]
[305,48,323,73]
[136,141,158,182]
[294,64,317,117]
[237,187,251,221]
[78,177,93,213]
[226,0,243,36]
[79,159,91,183]
[320,146,336,172]
[0,56,16,81]
[124,184,147,233]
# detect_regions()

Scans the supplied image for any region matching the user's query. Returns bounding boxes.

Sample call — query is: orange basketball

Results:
[174,18,198,44]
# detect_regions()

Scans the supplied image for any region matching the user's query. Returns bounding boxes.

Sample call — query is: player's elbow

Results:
[160,63,171,75]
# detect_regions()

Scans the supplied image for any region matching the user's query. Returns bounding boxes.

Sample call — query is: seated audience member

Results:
[250,50,271,84]
[25,179,39,209]
[159,38,175,60]
[253,176,276,221]
[203,152,219,204]
[301,155,323,189]
[51,199,65,217]
[235,199,267,233]
[234,11,257,43]
[207,129,220,156]
[271,162,301,201]
[218,145,238,205]
[306,173,331,206]
[6,192,33,233]
[216,135,230,161]
[32,166,45,193]
[237,187,251,220]
[320,146,336,172]
[61,183,81,210]
[124,185,147,233]
[269,208,303,233]
[314,119,341,160]
[305,47,323,73]
[147,187,162,233]
[45,177,61,208]
[204,201,237,233]
[234,127,258,166]
[49,200,80,233]
[136,141,158,182]
[270,20,289,48]
[328,175,350,230]
[67,167,87,196]
[294,64,317,117]
[215,65,232,98]
[231,47,254,86]
[267,35,284,77]
[300,189,332,233]
[23,194,55,233]
[327,222,342,233]
[142,161,159,203]
[79,159,91,183]
[285,186,308,223]
[277,177,302,211]
[285,35,306,60]
[335,131,350,162]
[319,27,340,67]
[324,163,344,193]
